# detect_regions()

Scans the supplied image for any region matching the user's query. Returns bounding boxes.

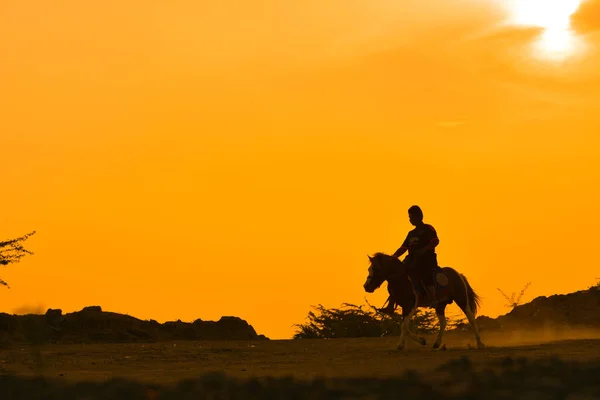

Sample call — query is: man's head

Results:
[408,205,423,226]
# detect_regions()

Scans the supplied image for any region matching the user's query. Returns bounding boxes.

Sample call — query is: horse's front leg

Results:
[433,303,447,349]
[406,316,427,346]
[396,317,407,350]
[396,304,424,349]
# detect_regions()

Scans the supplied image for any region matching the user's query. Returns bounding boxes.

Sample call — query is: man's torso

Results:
[404,224,438,254]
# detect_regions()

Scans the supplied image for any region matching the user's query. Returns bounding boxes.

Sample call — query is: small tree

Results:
[497,282,531,310]
[1,231,36,288]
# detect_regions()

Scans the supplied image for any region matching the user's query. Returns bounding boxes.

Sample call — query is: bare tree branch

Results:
[1,230,36,288]
[497,282,532,310]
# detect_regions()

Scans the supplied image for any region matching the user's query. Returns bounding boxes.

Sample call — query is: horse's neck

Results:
[386,265,410,291]
[387,273,405,285]
[389,260,405,275]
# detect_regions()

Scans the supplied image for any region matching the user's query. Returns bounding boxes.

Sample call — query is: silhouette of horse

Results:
[363,252,485,350]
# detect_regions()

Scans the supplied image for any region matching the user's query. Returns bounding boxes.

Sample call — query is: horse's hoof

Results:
[418,337,426,346]
[396,343,405,351]
[440,344,447,351]
[477,342,486,350]
[433,341,440,349]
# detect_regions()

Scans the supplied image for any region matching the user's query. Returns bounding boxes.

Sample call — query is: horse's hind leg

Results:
[463,304,485,349]
[455,281,485,349]
[433,303,447,349]
[462,305,484,349]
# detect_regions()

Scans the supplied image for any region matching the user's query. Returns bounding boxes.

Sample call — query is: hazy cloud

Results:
[572,0,600,33]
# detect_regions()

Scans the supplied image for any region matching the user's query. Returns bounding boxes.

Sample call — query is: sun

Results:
[508,0,584,60]
[512,0,581,30]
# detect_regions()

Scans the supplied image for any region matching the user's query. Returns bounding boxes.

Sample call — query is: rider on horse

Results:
[379,205,440,315]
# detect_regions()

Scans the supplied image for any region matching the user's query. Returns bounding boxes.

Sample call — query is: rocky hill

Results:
[0,306,268,344]
[469,286,600,332]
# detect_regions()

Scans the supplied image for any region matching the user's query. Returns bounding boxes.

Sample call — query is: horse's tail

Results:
[461,273,481,316]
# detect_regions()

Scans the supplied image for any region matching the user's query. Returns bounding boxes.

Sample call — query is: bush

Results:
[293,303,465,339]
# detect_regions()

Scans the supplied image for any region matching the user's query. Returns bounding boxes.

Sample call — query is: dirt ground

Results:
[2,331,600,398]
[2,330,600,382]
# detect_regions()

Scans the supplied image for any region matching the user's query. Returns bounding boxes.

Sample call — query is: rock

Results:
[45,309,65,329]
[80,306,102,313]
[0,307,268,344]
[470,289,600,334]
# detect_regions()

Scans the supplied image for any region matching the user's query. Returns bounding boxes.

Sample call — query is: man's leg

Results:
[425,283,436,302]
[408,271,428,301]
[422,255,437,302]
[405,255,422,295]
[414,277,435,304]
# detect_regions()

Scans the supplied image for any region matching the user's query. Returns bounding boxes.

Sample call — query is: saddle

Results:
[414,268,452,307]
[433,268,453,305]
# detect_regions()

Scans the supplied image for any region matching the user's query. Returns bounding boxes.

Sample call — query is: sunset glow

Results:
[1,1,600,340]
[509,0,584,59]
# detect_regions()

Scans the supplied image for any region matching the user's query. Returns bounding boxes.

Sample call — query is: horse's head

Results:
[363,252,402,293]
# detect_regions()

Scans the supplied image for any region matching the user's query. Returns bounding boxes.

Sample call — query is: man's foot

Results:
[378,304,396,315]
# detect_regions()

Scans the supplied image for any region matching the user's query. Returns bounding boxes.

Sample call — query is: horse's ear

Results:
[367,255,373,261]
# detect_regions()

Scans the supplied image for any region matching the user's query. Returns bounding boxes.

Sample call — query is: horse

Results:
[363,252,485,350]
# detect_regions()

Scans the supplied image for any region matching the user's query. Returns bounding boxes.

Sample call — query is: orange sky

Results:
[2,1,600,339]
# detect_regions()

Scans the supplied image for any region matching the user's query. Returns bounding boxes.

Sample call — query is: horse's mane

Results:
[372,252,389,259]
[371,252,403,266]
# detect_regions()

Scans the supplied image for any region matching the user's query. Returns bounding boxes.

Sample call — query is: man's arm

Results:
[417,225,439,254]
[419,238,439,253]
[392,234,411,258]
[392,245,407,258]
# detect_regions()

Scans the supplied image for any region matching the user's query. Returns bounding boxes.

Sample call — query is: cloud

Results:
[572,0,600,33]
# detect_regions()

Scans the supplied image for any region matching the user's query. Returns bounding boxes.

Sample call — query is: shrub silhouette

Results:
[293,302,465,339]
